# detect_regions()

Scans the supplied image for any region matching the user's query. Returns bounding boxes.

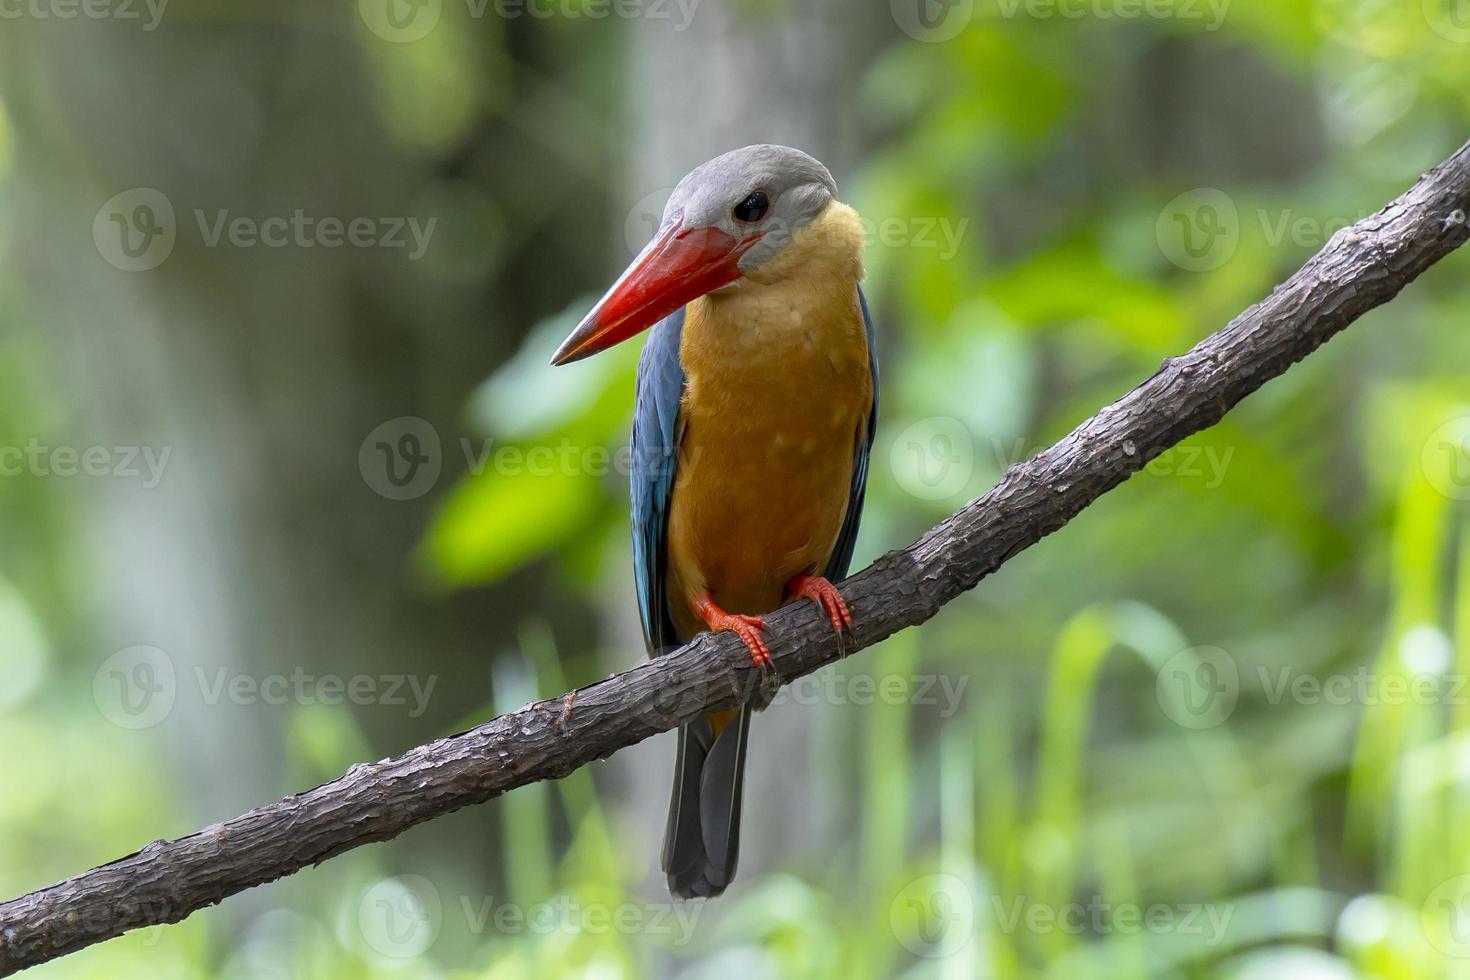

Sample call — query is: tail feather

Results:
[662,708,751,899]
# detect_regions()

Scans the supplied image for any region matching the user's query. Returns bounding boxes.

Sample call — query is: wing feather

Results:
[823,285,880,581]
[630,308,687,656]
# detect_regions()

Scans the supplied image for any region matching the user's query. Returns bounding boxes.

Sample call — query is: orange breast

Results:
[664,275,872,641]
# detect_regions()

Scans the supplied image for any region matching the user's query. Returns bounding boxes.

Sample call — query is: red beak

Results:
[550,215,762,366]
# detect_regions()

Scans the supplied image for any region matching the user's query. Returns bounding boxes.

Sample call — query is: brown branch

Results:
[4,140,1470,975]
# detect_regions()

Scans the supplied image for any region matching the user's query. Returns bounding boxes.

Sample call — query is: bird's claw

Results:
[692,592,772,670]
[716,611,780,705]
[726,613,772,670]
[789,575,853,637]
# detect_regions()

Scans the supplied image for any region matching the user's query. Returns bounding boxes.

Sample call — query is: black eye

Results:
[732,190,770,224]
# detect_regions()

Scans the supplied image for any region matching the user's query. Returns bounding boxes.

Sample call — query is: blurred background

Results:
[3,1,1470,977]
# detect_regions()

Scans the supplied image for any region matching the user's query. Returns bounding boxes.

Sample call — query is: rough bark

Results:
[2,140,1469,975]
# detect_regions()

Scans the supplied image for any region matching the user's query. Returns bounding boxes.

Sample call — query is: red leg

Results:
[787,574,853,634]
[691,592,771,668]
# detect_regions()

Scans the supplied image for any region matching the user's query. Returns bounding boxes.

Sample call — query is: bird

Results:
[550,144,878,899]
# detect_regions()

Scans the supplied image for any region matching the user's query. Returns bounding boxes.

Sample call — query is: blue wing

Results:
[824,285,880,581]
[630,308,688,656]
[630,288,879,655]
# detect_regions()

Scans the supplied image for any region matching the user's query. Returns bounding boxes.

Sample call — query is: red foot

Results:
[788,575,852,634]
[691,592,771,668]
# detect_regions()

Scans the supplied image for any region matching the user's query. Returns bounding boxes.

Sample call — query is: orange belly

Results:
[664,283,871,641]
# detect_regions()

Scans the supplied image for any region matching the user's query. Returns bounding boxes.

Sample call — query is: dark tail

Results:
[662,707,751,899]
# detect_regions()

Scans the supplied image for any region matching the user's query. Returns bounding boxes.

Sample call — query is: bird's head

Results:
[550,144,840,366]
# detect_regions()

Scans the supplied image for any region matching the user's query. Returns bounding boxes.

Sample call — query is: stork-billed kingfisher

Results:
[551,145,877,899]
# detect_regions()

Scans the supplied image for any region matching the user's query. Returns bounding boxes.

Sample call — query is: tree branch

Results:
[5,140,1470,975]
